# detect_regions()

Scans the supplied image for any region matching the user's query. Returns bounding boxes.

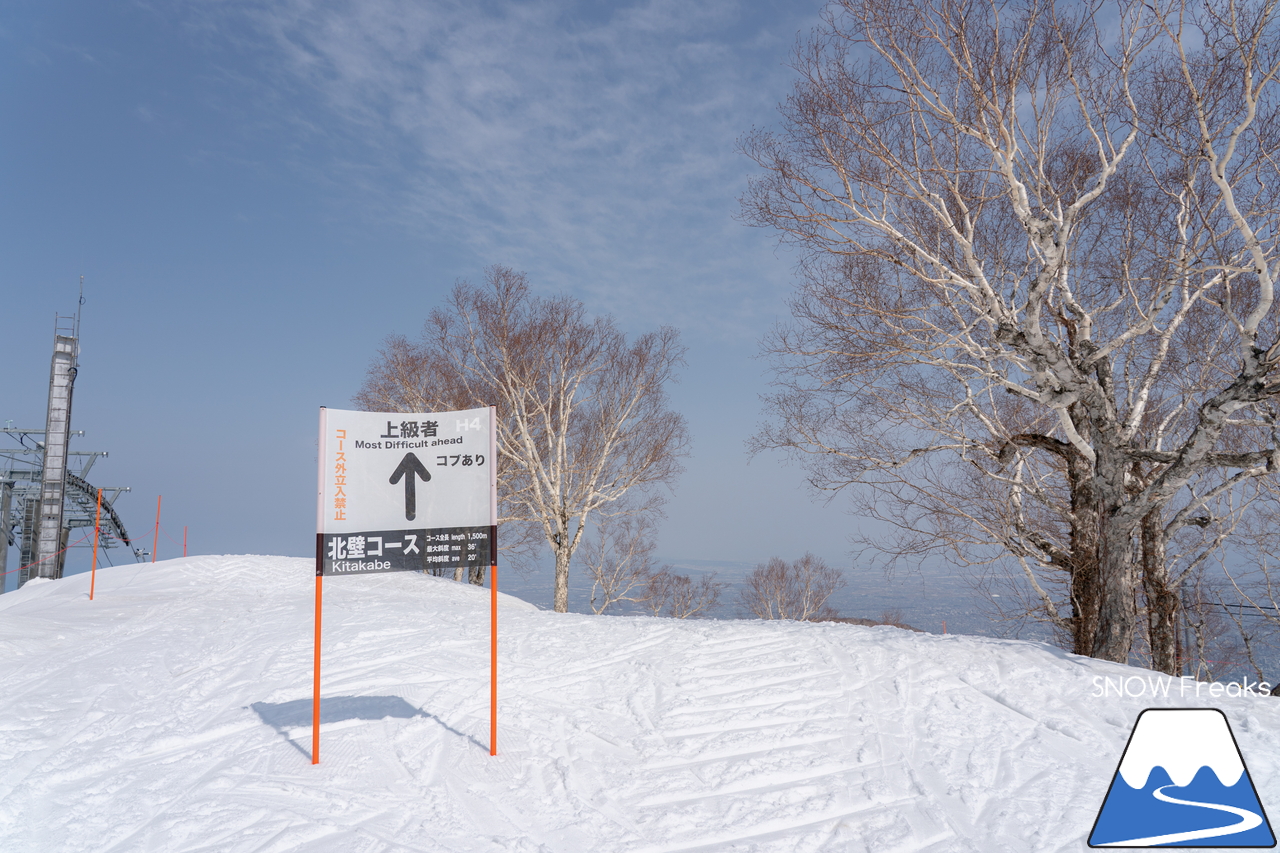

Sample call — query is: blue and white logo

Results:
[1089,708,1275,847]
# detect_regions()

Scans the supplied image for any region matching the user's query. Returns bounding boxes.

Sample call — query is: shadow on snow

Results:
[249,695,486,761]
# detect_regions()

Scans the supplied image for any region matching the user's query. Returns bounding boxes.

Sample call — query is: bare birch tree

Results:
[644,568,727,618]
[582,510,660,614]
[739,554,846,621]
[1217,495,1280,677]
[742,0,1280,668]
[356,266,689,611]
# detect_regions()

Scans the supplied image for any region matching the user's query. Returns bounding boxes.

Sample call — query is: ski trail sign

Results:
[312,406,499,764]
[317,407,494,576]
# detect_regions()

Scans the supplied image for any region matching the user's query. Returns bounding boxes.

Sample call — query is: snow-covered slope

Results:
[0,556,1277,852]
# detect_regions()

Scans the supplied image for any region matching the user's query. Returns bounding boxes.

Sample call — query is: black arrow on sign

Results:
[389,453,431,520]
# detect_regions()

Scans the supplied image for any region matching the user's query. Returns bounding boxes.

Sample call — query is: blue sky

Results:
[1,0,871,590]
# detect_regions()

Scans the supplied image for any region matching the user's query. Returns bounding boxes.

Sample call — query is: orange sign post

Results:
[311,571,322,764]
[151,495,161,563]
[312,405,498,764]
[489,410,498,756]
[90,488,101,600]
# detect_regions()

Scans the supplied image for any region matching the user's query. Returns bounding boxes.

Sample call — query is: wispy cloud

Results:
[187,0,818,335]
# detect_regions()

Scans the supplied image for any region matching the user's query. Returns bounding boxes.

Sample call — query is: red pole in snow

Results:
[312,571,322,765]
[183,526,188,558]
[313,407,327,766]
[489,405,498,757]
[490,538,498,757]
[152,496,162,563]
[90,488,101,600]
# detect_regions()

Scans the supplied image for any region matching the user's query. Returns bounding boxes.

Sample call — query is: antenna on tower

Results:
[75,275,84,343]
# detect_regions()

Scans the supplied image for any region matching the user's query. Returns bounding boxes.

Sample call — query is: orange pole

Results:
[488,405,498,757]
[313,572,322,764]
[490,555,498,756]
[183,526,188,558]
[152,495,161,563]
[312,408,328,767]
[90,488,101,600]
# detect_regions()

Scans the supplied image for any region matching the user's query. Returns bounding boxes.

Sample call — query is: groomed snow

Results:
[0,556,1277,852]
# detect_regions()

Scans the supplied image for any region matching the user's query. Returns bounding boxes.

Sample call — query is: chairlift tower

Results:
[31,314,78,579]
[1,287,141,590]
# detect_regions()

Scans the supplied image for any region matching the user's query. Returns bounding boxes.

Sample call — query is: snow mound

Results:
[0,555,1277,852]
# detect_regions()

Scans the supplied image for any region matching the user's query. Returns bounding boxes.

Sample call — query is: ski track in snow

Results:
[0,556,1277,852]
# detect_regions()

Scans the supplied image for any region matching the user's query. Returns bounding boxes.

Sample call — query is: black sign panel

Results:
[319,526,492,576]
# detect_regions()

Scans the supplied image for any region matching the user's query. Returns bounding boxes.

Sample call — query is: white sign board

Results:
[316,406,495,576]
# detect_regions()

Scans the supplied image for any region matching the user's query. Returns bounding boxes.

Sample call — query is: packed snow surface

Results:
[1,556,1278,852]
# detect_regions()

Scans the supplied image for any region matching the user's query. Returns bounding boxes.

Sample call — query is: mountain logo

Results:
[1089,708,1275,847]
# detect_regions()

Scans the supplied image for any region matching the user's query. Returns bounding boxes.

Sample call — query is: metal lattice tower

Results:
[2,289,141,590]
[32,317,79,579]
[0,479,11,585]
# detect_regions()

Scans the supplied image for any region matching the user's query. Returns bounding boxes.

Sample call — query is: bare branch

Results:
[357,266,689,610]
[744,0,1280,666]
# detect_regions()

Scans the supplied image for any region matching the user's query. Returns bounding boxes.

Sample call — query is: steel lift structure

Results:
[1,305,141,590]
